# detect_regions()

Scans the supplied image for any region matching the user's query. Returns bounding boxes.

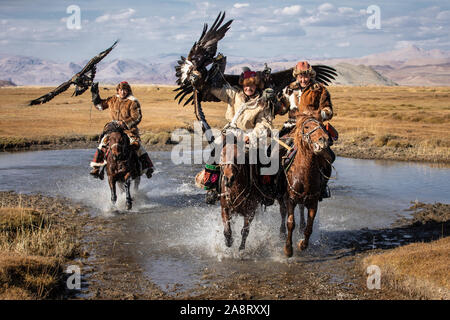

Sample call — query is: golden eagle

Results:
[174,13,337,106]
[28,40,118,106]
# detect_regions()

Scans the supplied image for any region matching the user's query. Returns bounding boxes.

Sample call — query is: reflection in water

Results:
[0,149,449,292]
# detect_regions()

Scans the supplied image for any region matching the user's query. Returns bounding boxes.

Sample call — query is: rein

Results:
[218,152,253,210]
[301,118,326,144]
[107,133,130,162]
[283,117,329,201]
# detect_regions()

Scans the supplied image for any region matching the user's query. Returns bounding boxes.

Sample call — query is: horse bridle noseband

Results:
[108,135,129,161]
[301,118,327,144]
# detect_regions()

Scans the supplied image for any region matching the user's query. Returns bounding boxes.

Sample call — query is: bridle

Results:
[283,116,330,200]
[301,117,327,145]
[218,143,252,210]
[108,133,130,162]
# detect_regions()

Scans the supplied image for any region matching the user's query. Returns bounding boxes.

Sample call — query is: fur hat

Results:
[238,70,264,89]
[116,81,133,95]
[292,61,316,78]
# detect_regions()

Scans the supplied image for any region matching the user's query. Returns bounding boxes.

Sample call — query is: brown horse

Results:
[279,114,331,257]
[219,133,263,250]
[103,122,140,210]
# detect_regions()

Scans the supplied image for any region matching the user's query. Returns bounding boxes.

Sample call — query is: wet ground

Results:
[0,149,448,299]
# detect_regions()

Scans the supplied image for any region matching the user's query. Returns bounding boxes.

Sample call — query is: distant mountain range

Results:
[1,45,449,86]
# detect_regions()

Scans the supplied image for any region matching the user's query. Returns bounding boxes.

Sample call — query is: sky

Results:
[0,0,449,62]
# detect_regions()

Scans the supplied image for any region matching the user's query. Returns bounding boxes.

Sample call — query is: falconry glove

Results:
[91,82,102,106]
[262,88,275,102]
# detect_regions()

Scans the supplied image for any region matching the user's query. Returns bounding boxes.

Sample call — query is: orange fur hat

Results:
[292,61,316,78]
[238,70,264,89]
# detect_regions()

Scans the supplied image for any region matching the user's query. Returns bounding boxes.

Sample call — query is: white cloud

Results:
[299,4,364,27]
[255,26,269,34]
[95,8,136,23]
[395,41,414,49]
[338,7,354,14]
[234,3,249,9]
[337,42,350,47]
[436,10,450,20]
[318,3,334,13]
[275,5,301,16]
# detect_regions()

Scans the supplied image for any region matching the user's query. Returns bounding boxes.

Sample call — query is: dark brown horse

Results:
[103,122,140,210]
[219,133,263,250]
[279,114,331,257]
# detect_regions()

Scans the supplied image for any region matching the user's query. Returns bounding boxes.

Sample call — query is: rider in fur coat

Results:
[197,69,278,203]
[279,61,337,200]
[89,81,154,179]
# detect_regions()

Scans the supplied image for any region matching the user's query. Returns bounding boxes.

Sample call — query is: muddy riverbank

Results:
[3,191,448,300]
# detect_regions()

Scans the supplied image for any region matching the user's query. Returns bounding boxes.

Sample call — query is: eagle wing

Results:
[267,64,338,93]
[28,80,73,106]
[312,65,338,86]
[28,41,118,106]
[174,12,232,106]
[78,40,118,75]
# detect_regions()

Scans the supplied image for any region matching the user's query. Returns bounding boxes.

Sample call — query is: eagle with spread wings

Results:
[174,12,337,109]
[28,40,118,106]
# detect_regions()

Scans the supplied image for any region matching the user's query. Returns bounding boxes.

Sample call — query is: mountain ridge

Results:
[1,45,449,86]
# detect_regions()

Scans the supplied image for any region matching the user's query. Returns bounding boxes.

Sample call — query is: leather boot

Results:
[203,164,220,204]
[90,148,105,178]
[139,153,154,178]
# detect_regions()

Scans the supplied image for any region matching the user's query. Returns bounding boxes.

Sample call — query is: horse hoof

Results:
[126,203,132,210]
[298,239,308,251]
[284,245,293,257]
[225,237,233,248]
[239,244,245,251]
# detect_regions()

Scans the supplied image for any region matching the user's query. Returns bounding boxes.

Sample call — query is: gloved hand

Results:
[91,82,99,94]
[321,108,333,121]
[118,120,128,130]
[91,82,101,106]
[262,88,275,101]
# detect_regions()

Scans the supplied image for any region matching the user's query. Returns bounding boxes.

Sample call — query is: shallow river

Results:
[0,149,449,293]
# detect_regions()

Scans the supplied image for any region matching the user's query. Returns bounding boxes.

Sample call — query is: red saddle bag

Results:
[326,123,338,141]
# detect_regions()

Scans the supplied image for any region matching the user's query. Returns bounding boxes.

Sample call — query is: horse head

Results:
[220,131,243,188]
[296,114,329,155]
[107,128,130,162]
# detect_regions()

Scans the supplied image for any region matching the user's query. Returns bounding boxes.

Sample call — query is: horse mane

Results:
[292,114,311,152]
[102,121,130,149]
[103,121,125,135]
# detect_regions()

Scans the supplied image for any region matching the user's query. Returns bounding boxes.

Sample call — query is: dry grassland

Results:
[363,237,449,300]
[0,85,449,162]
[0,192,85,299]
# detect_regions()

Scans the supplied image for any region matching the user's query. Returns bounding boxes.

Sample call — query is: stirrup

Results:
[90,168,100,179]
[320,185,331,200]
[205,189,219,205]
[146,167,154,179]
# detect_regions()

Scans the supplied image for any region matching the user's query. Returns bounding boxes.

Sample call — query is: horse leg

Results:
[279,195,287,240]
[221,207,233,248]
[239,212,255,251]
[299,204,306,234]
[284,199,296,257]
[134,176,140,193]
[108,176,117,204]
[125,179,132,210]
[298,202,318,251]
